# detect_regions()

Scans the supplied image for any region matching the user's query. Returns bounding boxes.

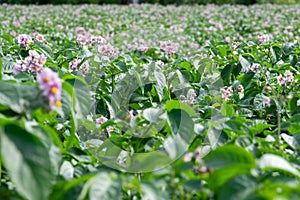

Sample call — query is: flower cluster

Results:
[221,84,245,100]
[96,116,108,127]
[126,110,134,120]
[14,50,47,74]
[90,35,106,46]
[69,59,81,71]
[257,34,271,43]
[263,95,271,107]
[76,34,89,46]
[160,40,178,55]
[97,43,118,57]
[220,86,233,100]
[231,41,240,50]
[37,68,62,109]
[180,92,197,104]
[32,32,45,43]
[237,84,244,99]
[225,36,231,43]
[76,34,107,47]
[183,147,211,174]
[246,63,260,73]
[277,71,294,86]
[155,60,164,67]
[79,61,89,74]
[17,34,32,48]
[95,116,114,136]
[139,45,149,53]
[69,59,89,74]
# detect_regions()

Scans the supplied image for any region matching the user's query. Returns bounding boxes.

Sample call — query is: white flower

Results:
[263,96,271,107]
[221,86,233,100]
[284,71,294,83]
[237,85,244,99]
[277,75,286,86]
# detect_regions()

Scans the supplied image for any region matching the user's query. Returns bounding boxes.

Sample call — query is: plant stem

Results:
[275,96,281,150]
[111,74,115,93]
[137,172,141,181]
[0,159,2,186]
[171,164,176,200]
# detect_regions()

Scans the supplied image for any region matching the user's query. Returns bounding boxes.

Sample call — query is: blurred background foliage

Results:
[1,0,300,5]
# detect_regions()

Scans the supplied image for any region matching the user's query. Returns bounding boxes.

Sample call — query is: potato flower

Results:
[37,68,62,109]
[17,34,32,48]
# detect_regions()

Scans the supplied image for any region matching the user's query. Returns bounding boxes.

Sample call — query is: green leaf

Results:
[270,46,281,63]
[143,107,163,124]
[258,154,300,177]
[0,80,43,113]
[238,72,254,88]
[57,89,73,119]
[49,174,95,200]
[253,93,267,110]
[154,70,166,101]
[77,49,93,59]
[179,61,191,70]
[1,34,13,45]
[0,57,2,80]
[35,42,54,59]
[238,55,250,71]
[80,172,122,200]
[288,124,300,135]
[0,124,54,200]
[203,145,255,170]
[283,43,295,55]
[249,120,273,135]
[221,101,235,118]
[25,122,62,175]
[218,45,227,57]
[164,109,194,160]
[208,165,254,191]
[217,175,258,200]
[64,77,91,120]
[141,181,169,200]
[194,58,219,83]
[164,100,197,117]
[281,133,299,150]
[59,161,74,181]
[221,64,231,85]
[2,57,15,73]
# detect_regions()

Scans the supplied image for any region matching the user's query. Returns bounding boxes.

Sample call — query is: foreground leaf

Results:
[0,124,54,200]
[258,154,300,177]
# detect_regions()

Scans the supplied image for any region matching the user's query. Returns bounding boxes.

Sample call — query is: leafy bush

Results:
[3,0,298,4]
[257,0,299,3]
[1,3,300,200]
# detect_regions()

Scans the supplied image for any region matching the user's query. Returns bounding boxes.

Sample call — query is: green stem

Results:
[111,74,115,93]
[275,96,281,151]
[0,159,2,186]
[137,172,141,181]
[171,164,176,200]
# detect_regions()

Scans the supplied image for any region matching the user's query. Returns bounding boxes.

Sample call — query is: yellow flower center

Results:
[50,86,57,94]
[39,59,44,64]
[43,77,49,83]
[34,65,39,70]
[126,114,132,119]
[55,101,62,107]
[25,40,29,44]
